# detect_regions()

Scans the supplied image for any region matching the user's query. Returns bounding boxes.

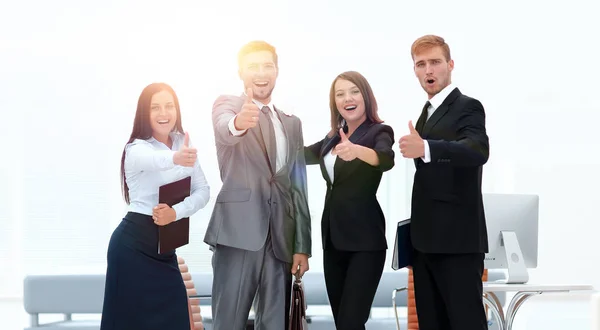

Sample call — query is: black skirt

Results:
[100,212,190,330]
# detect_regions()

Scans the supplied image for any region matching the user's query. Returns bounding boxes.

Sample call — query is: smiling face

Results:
[334,78,366,126]
[238,50,278,104]
[149,90,177,141]
[413,45,454,99]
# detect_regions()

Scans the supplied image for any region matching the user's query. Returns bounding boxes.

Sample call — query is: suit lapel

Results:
[274,106,292,174]
[320,134,338,157]
[257,114,275,174]
[421,88,461,137]
[317,135,337,186]
[241,92,273,174]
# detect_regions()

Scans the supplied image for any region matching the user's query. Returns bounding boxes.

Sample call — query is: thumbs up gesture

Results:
[234,88,260,131]
[332,128,358,161]
[399,120,425,158]
[173,132,197,167]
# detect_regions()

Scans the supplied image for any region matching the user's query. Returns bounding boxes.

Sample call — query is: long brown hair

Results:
[328,71,383,137]
[120,83,184,204]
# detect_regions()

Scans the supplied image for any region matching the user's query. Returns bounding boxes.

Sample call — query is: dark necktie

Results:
[261,106,277,172]
[415,101,431,133]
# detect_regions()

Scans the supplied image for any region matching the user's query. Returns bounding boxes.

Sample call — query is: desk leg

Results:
[504,291,541,330]
[483,293,505,329]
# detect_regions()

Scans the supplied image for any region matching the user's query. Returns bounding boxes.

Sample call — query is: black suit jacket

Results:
[305,120,395,251]
[411,87,490,254]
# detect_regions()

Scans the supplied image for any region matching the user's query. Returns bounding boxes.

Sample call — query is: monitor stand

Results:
[493,231,529,284]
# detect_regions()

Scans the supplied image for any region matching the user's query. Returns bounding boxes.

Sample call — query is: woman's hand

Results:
[173,132,197,167]
[152,203,176,226]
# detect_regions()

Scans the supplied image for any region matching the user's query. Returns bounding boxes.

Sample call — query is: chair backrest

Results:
[178,257,204,330]
[298,272,331,306]
[372,270,409,307]
[23,274,105,314]
[189,272,213,306]
[188,271,333,306]
[189,270,410,308]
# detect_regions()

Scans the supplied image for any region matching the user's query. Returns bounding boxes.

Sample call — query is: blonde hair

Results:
[411,35,451,61]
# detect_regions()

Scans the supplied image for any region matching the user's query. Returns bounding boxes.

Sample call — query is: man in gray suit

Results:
[204,40,312,330]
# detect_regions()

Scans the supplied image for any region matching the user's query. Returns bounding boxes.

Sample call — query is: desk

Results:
[482,283,593,330]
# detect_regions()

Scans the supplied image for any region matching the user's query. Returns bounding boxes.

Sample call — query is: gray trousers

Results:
[211,232,292,330]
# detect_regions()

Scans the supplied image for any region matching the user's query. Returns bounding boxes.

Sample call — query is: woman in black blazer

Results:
[305,71,395,330]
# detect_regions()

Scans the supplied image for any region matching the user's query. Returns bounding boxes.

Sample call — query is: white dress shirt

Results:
[124,131,210,220]
[228,95,288,172]
[422,83,457,163]
[323,149,336,182]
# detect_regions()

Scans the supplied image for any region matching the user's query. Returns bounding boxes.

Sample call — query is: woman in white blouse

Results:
[100,82,210,330]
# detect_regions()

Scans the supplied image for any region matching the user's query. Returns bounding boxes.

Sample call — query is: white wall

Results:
[1,0,599,327]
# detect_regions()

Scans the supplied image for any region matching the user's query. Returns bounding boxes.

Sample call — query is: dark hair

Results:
[328,71,383,136]
[120,82,184,204]
[237,40,278,69]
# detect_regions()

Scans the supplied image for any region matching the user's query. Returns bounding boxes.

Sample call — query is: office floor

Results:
[1,299,29,330]
[1,294,593,330]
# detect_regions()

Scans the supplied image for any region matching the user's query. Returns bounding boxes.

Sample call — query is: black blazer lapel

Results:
[317,134,337,186]
[421,87,461,137]
[321,134,339,157]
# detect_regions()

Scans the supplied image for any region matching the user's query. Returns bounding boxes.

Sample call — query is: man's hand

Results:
[399,120,425,158]
[332,128,358,161]
[152,203,176,226]
[291,253,309,278]
[173,132,197,167]
[234,88,260,131]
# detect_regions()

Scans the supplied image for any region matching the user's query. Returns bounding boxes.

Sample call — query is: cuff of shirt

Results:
[172,203,184,221]
[421,140,431,163]
[228,115,247,136]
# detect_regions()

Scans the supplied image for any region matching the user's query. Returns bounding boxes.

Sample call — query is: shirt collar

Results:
[147,131,182,145]
[243,91,275,113]
[428,83,456,109]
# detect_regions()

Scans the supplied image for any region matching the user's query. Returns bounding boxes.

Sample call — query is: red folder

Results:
[158,176,191,254]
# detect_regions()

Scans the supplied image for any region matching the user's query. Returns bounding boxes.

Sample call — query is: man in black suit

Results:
[399,35,490,330]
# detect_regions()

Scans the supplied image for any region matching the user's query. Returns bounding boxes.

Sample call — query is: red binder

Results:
[158,176,191,254]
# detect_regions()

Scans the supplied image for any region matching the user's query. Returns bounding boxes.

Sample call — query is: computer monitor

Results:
[483,193,539,284]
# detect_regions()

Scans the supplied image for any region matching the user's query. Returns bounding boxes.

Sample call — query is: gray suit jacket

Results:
[204,94,311,263]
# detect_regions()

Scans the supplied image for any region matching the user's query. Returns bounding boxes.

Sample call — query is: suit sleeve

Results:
[291,119,312,256]
[304,139,324,165]
[212,95,246,146]
[427,99,489,167]
[372,125,395,172]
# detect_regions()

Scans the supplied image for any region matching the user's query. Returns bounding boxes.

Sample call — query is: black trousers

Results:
[412,249,487,330]
[323,248,386,330]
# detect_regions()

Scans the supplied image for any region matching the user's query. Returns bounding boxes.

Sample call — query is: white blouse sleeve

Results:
[124,140,176,172]
[171,139,210,219]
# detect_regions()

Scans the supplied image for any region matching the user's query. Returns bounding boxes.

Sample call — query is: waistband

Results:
[124,211,153,224]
